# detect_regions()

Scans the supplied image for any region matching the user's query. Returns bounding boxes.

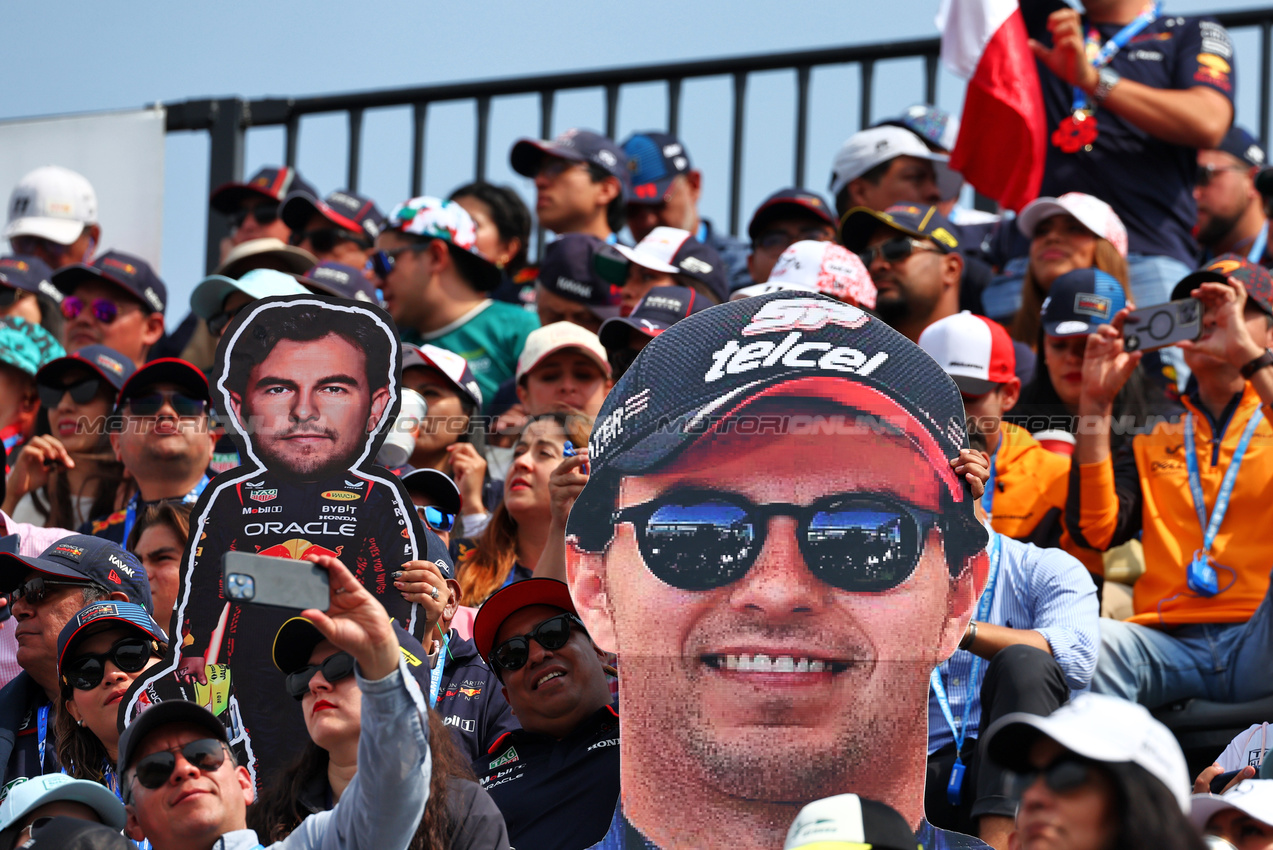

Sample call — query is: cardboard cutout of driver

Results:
[124,295,445,784]
[562,292,990,850]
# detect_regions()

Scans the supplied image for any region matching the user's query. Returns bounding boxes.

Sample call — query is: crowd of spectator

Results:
[4,1,1273,848]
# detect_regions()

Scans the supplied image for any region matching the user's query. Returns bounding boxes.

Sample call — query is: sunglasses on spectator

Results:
[416,505,456,533]
[0,286,26,307]
[37,377,105,408]
[63,637,157,691]
[537,158,589,180]
[490,613,584,673]
[8,576,102,605]
[1006,755,1101,799]
[123,390,207,418]
[62,296,124,324]
[1197,163,1249,187]
[857,236,942,268]
[207,302,250,336]
[227,202,280,229]
[128,738,231,798]
[754,227,835,253]
[285,650,356,699]
[612,489,944,593]
[290,227,369,253]
[372,245,428,279]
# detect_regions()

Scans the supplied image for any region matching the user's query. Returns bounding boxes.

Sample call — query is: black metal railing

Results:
[162,7,1273,273]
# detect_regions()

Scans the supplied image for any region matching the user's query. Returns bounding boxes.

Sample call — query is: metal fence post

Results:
[205,98,246,275]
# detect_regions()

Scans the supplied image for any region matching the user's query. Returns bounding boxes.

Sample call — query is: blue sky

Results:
[1,0,1268,320]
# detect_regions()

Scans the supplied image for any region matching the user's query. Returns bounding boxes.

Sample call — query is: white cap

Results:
[1190,780,1273,832]
[516,321,611,383]
[828,126,954,199]
[0,774,126,834]
[730,280,818,301]
[918,310,1016,395]
[403,343,483,409]
[1017,193,1129,258]
[611,226,694,274]
[767,241,877,309]
[5,166,98,245]
[985,692,1192,813]
[190,268,310,320]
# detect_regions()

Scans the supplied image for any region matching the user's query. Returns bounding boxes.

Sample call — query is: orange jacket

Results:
[1072,385,1273,626]
[990,422,1104,576]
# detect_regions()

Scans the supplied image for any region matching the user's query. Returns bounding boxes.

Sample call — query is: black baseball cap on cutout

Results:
[210,166,317,214]
[0,534,152,612]
[52,252,167,314]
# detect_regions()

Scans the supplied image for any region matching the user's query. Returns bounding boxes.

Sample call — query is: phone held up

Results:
[222,551,330,611]
[1122,297,1202,353]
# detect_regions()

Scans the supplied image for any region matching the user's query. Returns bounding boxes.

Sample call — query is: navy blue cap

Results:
[57,601,167,686]
[52,252,167,315]
[37,345,135,393]
[598,285,711,349]
[281,189,386,245]
[116,357,209,405]
[621,132,693,204]
[303,261,378,303]
[272,617,433,698]
[210,166,317,214]
[0,255,60,303]
[537,234,623,317]
[0,534,152,612]
[747,188,838,242]
[117,700,226,775]
[402,468,462,516]
[839,203,960,253]
[510,129,631,198]
[1218,126,1266,169]
[1041,269,1127,337]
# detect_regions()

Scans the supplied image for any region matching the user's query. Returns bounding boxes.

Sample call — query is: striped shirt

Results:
[928,535,1100,754]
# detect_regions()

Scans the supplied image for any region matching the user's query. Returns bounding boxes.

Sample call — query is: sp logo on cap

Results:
[741,298,870,337]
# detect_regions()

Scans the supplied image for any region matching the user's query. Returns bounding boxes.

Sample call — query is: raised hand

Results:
[550,450,590,526]
[1177,278,1267,369]
[302,555,398,681]
[1079,309,1142,415]
[1029,7,1098,92]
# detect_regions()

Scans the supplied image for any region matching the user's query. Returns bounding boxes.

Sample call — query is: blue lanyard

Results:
[1184,410,1263,556]
[930,533,1002,750]
[980,444,1000,520]
[1250,222,1269,264]
[1071,3,1161,111]
[122,475,209,542]
[429,632,450,707]
[696,221,709,244]
[35,704,49,772]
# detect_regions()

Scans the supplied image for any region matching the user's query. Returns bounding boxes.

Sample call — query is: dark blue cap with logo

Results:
[0,255,60,303]
[510,129,631,198]
[272,618,432,698]
[621,132,693,204]
[210,166,317,214]
[116,358,210,407]
[57,601,167,684]
[839,203,960,253]
[598,285,711,349]
[281,189,386,246]
[1040,268,1127,337]
[52,251,167,315]
[537,234,622,317]
[747,188,838,242]
[1218,125,1266,169]
[37,345,135,393]
[0,534,152,613]
[303,261,378,303]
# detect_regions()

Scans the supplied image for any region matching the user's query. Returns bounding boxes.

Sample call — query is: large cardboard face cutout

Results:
[560,293,990,850]
[123,295,447,786]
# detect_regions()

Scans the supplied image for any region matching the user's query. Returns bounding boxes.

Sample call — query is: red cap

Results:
[472,578,578,663]
[917,311,1015,396]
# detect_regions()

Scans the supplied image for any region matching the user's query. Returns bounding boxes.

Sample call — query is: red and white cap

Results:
[1017,192,1128,258]
[515,321,611,383]
[403,343,483,409]
[766,240,877,309]
[918,310,1015,396]
[5,166,98,245]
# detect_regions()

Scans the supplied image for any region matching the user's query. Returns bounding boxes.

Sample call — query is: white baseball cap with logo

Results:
[1190,780,1273,833]
[766,240,877,309]
[611,226,694,274]
[828,125,955,200]
[985,692,1193,813]
[918,310,1016,396]
[515,321,611,383]
[1017,192,1129,258]
[5,166,99,245]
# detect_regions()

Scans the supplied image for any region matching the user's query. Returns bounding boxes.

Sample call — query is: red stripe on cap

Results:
[702,375,963,501]
[318,203,364,235]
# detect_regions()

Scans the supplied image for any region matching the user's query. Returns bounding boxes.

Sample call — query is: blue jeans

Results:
[1091,586,1273,707]
[1127,252,1193,391]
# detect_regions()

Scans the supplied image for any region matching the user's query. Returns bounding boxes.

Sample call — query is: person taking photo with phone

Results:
[1070,254,1273,708]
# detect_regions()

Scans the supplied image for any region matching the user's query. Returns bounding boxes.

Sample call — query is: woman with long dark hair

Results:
[249,618,508,849]
[454,411,591,607]
[985,693,1206,850]
[3,347,134,529]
